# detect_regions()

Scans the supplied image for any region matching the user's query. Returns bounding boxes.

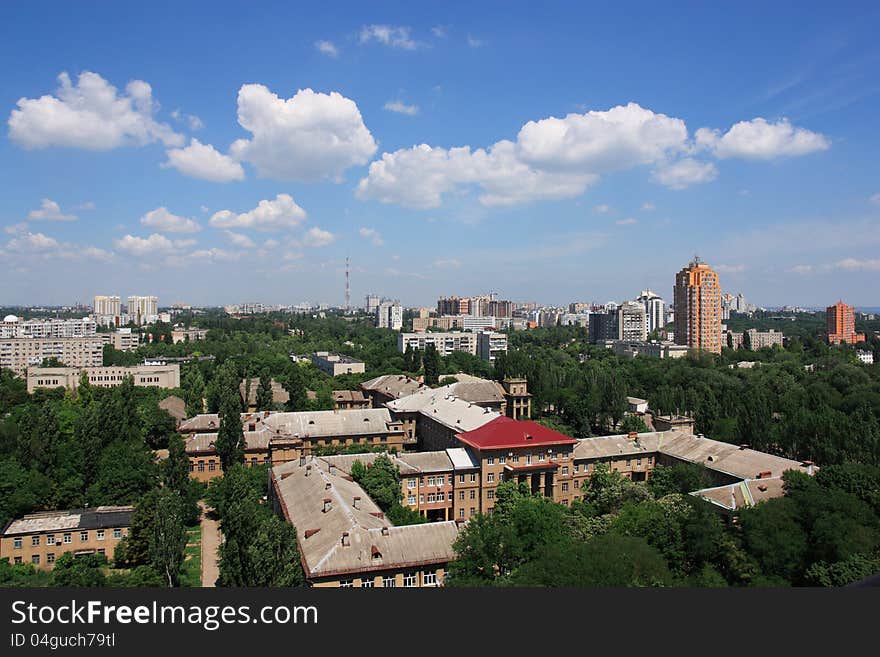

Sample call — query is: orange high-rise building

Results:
[826,301,865,345]
[674,257,722,354]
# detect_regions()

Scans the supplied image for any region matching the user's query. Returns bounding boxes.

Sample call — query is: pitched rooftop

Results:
[456,416,578,451]
[360,374,425,399]
[3,506,134,536]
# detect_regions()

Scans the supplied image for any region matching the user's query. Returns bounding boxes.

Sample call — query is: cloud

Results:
[302,227,335,247]
[467,35,485,48]
[434,258,461,269]
[163,138,245,182]
[27,198,77,221]
[359,227,384,246]
[140,207,201,234]
[357,141,597,209]
[593,204,610,213]
[714,263,746,274]
[315,40,339,57]
[4,222,29,235]
[384,100,420,116]
[359,25,418,49]
[696,118,830,160]
[431,26,448,38]
[835,257,880,272]
[651,158,718,189]
[171,109,203,130]
[187,248,239,263]
[262,238,279,250]
[229,85,377,181]
[870,193,880,206]
[641,201,655,211]
[78,201,95,210]
[615,217,637,225]
[114,233,176,256]
[8,71,183,150]
[83,246,115,262]
[7,232,59,251]
[209,194,307,231]
[224,230,256,248]
[789,264,815,275]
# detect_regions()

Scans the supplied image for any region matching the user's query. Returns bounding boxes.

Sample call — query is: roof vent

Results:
[353,496,361,509]
[325,482,331,490]
[304,528,320,539]
[739,444,749,450]
[525,434,533,440]
[322,498,332,513]
[371,545,382,559]
[341,532,350,546]
[381,526,389,536]
[757,484,768,492]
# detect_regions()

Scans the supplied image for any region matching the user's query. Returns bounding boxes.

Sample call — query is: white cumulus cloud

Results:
[114,233,176,256]
[302,227,335,247]
[7,232,59,251]
[8,71,183,150]
[315,40,339,57]
[28,198,77,221]
[359,227,384,246]
[140,207,201,234]
[359,25,418,49]
[224,230,256,248]
[651,158,718,190]
[209,194,307,231]
[384,100,419,116]
[229,85,377,181]
[835,257,880,272]
[163,138,245,182]
[615,217,638,225]
[696,118,830,160]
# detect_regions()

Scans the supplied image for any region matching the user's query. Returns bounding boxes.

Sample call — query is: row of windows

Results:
[485,450,570,466]
[12,529,123,549]
[339,572,439,587]
[17,549,107,565]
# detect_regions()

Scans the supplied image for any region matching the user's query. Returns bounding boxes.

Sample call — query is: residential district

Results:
[1,257,878,588]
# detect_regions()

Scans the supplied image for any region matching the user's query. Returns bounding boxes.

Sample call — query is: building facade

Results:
[127,296,159,325]
[0,316,97,339]
[826,301,865,345]
[637,290,665,335]
[398,332,477,357]
[310,352,366,376]
[377,301,403,331]
[0,335,105,375]
[477,331,508,362]
[26,364,181,392]
[93,295,121,317]
[674,258,722,354]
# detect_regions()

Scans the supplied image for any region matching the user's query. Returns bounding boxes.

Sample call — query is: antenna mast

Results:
[345,256,351,313]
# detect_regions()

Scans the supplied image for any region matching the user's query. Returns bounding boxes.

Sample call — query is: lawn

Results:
[180,525,202,587]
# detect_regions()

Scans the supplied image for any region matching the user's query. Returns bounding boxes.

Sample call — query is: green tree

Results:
[282,367,309,412]
[256,372,274,411]
[423,344,440,386]
[52,553,107,587]
[181,366,205,417]
[143,404,176,450]
[215,394,245,472]
[149,490,188,587]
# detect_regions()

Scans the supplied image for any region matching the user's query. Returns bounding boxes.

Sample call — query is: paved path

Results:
[199,501,221,587]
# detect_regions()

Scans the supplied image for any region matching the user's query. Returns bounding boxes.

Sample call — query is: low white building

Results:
[857,350,875,365]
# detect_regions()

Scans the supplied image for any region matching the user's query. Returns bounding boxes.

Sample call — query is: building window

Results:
[13,538,22,549]
[562,483,569,492]
[31,536,40,547]
[407,495,416,505]
[487,473,494,483]
[14,557,22,564]
[458,474,465,483]
[403,572,417,587]
[469,473,476,483]
[197,462,205,472]
[459,491,465,500]
[80,531,88,542]
[113,529,121,539]
[32,555,40,565]
[419,495,424,504]
[526,455,532,465]
[626,459,631,467]
[637,459,642,466]
[339,579,353,588]
[469,490,476,500]
[46,535,55,546]
[46,553,55,564]
[538,453,545,462]
[486,457,494,465]
[408,478,417,489]
[561,466,569,476]
[499,456,506,464]
[574,464,579,473]
[97,549,105,556]
[437,492,445,502]
[361,579,374,588]
[459,508,464,518]
[208,461,216,471]
[97,530,105,541]
[427,493,436,503]
[423,572,437,586]
[383,576,396,588]
[63,533,72,544]
[470,508,475,517]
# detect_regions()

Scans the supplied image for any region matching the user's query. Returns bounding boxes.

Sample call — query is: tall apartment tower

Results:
[377,300,403,331]
[365,294,380,314]
[127,296,159,326]
[674,258,722,354]
[826,301,865,345]
[93,295,121,316]
[636,290,665,336]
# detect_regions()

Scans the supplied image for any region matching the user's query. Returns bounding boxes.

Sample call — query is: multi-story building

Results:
[502,378,532,420]
[674,258,722,354]
[0,335,105,375]
[310,351,366,376]
[636,290,665,335]
[726,329,785,350]
[376,300,403,331]
[170,327,208,344]
[127,296,159,325]
[589,302,646,342]
[332,390,371,410]
[455,417,579,512]
[398,332,477,357]
[0,506,132,569]
[365,294,380,315]
[26,364,180,392]
[603,340,690,359]
[93,295,121,317]
[269,456,461,587]
[477,331,508,362]
[360,374,425,408]
[856,350,874,365]
[105,328,140,351]
[826,301,865,345]
[239,378,290,412]
[0,315,97,339]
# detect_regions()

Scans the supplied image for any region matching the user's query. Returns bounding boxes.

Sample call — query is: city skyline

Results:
[2,3,879,307]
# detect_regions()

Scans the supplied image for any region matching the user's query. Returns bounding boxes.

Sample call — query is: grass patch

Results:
[180,525,202,587]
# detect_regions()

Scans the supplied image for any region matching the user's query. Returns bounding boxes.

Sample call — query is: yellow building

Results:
[674,257,722,354]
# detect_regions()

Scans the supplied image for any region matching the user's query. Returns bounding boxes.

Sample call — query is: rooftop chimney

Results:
[322,498,332,513]
[628,432,638,440]
[341,532,350,546]
[381,526,389,536]
[304,528,320,539]
[739,444,750,450]
[802,460,815,475]
[325,482,331,490]
[757,484,768,492]
[353,496,361,509]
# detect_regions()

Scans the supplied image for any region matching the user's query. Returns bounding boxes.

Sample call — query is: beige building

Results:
[93,295,121,317]
[397,332,477,357]
[239,378,290,412]
[360,374,425,407]
[674,258,722,354]
[332,390,371,410]
[1,335,105,375]
[103,328,140,351]
[0,315,97,339]
[310,352,366,376]
[170,327,208,344]
[726,329,785,350]
[270,456,461,587]
[26,364,181,392]
[0,506,132,569]
[477,331,508,362]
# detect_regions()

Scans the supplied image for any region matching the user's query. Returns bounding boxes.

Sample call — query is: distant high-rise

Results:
[365,294,380,314]
[93,295,121,316]
[127,296,159,325]
[674,258,722,354]
[377,300,403,331]
[826,301,865,345]
[636,290,665,336]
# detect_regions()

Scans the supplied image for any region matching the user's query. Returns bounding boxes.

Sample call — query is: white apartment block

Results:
[637,290,665,335]
[398,332,477,357]
[0,336,105,375]
[27,364,180,392]
[477,331,508,362]
[103,328,140,351]
[857,350,874,365]
[93,295,121,316]
[0,316,96,339]
[127,296,159,325]
[377,301,403,331]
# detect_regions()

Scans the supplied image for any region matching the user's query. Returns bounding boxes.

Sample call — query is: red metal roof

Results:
[455,417,577,451]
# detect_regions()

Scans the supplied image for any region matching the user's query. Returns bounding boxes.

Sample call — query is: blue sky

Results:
[1,1,879,308]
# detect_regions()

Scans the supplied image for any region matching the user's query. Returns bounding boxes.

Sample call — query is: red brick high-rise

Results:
[826,301,865,345]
